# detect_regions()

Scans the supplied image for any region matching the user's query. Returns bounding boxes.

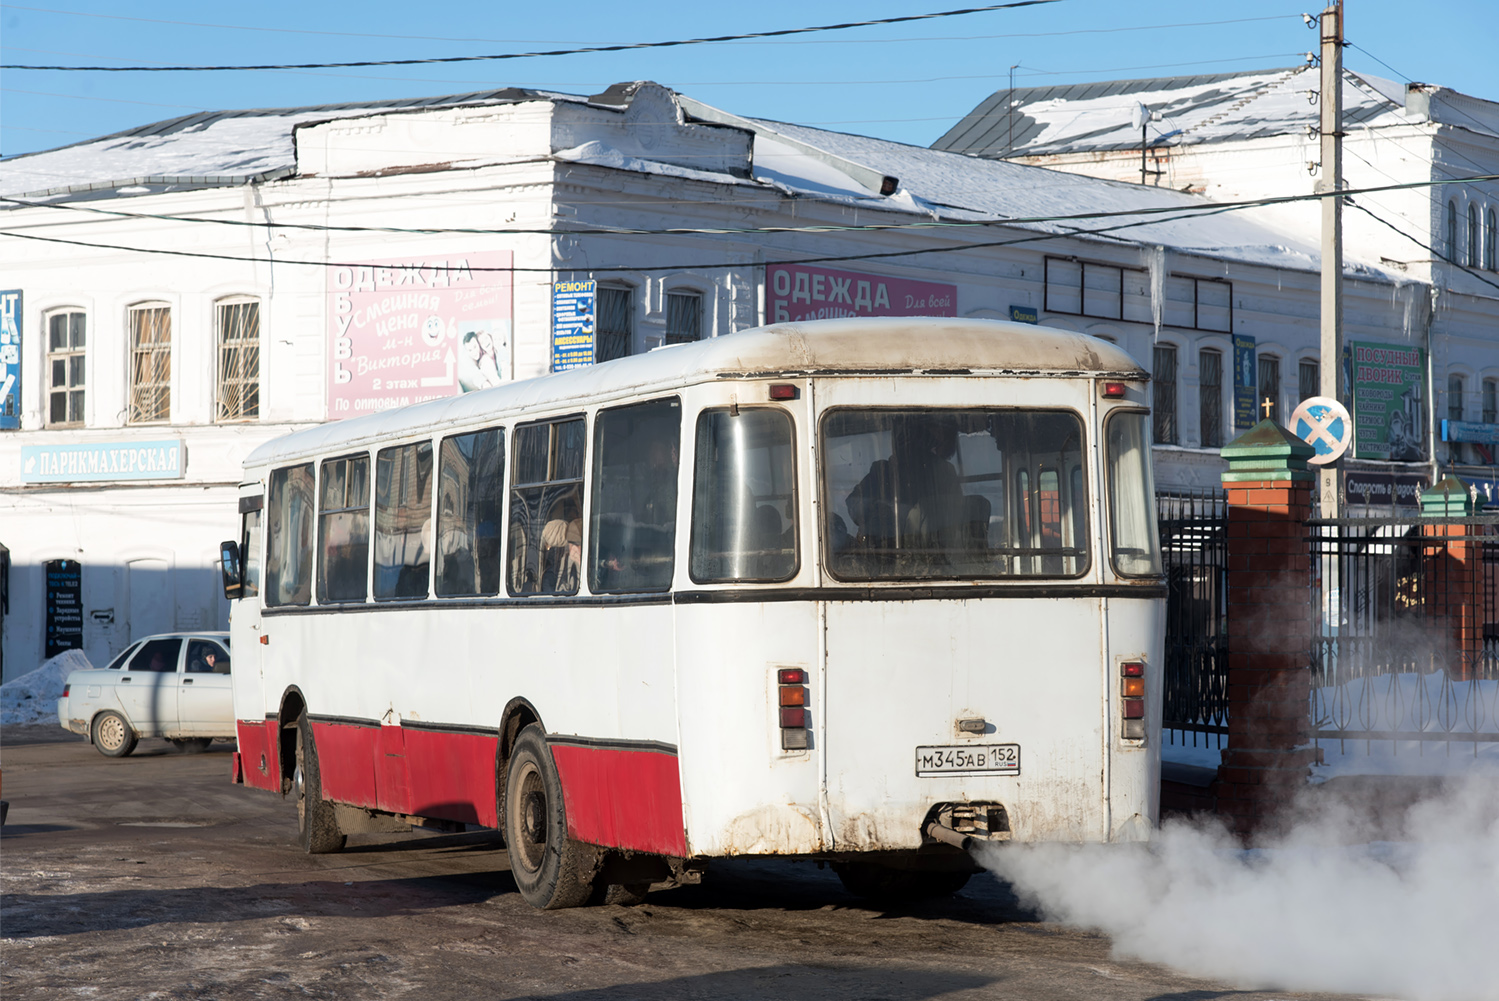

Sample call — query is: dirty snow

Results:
[0,649,90,726]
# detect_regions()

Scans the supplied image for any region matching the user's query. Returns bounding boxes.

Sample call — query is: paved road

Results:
[2,724,1370,1001]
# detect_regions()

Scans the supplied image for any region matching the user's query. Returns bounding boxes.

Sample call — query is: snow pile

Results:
[0,649,91,726]
[979,776,1499,1001]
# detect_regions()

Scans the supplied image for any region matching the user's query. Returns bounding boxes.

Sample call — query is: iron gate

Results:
[1158,490,1229,745]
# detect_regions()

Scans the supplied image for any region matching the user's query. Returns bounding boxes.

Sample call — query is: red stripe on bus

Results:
[235,720,280,793]
[311,721,380,810]
[550,744,687,857]
[402,728,499,828]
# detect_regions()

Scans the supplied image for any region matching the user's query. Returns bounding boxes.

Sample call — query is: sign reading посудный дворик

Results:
[21,440,185,483]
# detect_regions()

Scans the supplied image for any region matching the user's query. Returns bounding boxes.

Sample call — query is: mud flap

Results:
[230,751,244,785]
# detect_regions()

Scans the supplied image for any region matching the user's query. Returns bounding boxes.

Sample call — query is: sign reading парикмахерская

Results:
[20,440,185,483]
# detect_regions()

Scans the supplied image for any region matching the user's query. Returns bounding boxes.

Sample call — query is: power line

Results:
[0,2,1061,72]
[2,6,1299,46]
[7,174,1497,238]
[1349,200,1499,296]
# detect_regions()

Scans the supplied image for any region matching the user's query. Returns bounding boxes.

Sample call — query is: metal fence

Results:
[1308,517,1499,754]
[1158,490,1229,747]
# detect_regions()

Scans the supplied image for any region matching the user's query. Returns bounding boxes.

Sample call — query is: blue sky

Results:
[1,0,1494,158]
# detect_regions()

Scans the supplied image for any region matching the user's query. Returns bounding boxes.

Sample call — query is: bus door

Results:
[817,405,1109,847]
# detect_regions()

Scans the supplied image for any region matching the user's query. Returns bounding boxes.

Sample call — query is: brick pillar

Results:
[1420,475,1486,681]
[1216,419,1319,838]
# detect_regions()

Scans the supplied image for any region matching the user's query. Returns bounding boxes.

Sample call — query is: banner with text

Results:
[327,251,513,420]
[766,264,956,323]
[1351,340,1426,461]
[1232,334,1257,430]
[1,289,21,430]
[552,280,596,371]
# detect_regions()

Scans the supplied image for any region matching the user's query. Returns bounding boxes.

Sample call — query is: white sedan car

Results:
[57,632,235,757]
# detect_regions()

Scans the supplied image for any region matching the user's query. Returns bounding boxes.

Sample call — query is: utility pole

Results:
[1317,2,1344,517]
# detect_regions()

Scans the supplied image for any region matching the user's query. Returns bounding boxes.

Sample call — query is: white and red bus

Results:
[220,317,1165,908]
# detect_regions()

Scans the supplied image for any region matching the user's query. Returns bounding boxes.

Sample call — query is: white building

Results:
[2,79,1489,679]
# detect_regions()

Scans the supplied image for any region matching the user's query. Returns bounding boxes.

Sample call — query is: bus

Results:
[219,317,1165,909]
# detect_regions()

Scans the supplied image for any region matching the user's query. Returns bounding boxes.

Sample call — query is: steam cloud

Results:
[979,776,1499,1001]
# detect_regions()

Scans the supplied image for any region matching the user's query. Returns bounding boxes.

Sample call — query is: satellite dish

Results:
[1131,102,1149,131]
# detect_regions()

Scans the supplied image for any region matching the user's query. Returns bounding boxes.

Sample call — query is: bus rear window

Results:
[1106,412,1163,577]
[822,409,1088,580]
[265,463,314,606]
[690,408,798,583]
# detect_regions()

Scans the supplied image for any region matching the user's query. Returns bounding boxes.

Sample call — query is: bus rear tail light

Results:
[777,668,809,750]
[62,683,70,698]
[768,384,798,401]
[1121,662,1146,740]
[1101,381,1128,399]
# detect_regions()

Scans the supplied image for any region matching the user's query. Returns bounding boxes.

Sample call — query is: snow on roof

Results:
[245,317,1145,467]
[932,66,1417,158]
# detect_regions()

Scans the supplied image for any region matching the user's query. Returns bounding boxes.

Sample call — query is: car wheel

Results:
[503,724,596,910]
[294,711,346,854]
[170,738,215,754]
[832,862,970,902]
[92,711,138,758]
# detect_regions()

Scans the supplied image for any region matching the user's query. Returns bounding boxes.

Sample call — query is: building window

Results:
[216,298,260,421]
[128,303,171,423]
[46,309,86,426]
[1445,200,1458,263]
[1258,355,1281,423]
[1482,378,1496,424]
[665,291,702,345]
[1448,374,1465,423]
[1153,343,1177,444]
[1199,348,1223,448]
[1043,257,1153,325]
[1299,359,1319,403]
[1487,208,1497,271]
[596,286,633,363]
[1467,203,1480,267]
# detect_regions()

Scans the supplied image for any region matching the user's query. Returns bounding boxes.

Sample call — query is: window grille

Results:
[1487,208,1497,271]
[665,291,702,345]
[1199,348,1223,448]
[1448,374,1465,423]
[1258,355,1281,423]
[596,286,633,362]
[1468,203,1479,267]
[128,304,171,423]
[1483,379,1496,424]
[1299,359,1319,404]
[1445,200,1458,262]
[216,299,260,421]
[1153,344,1178,444]
[46,310,86,426]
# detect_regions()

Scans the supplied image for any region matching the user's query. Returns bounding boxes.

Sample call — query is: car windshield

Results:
[822,408,1089,580]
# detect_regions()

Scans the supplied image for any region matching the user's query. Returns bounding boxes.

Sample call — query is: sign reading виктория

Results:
[1351,340,1427,461]
[21,440,185,483]
[766,264,956,323]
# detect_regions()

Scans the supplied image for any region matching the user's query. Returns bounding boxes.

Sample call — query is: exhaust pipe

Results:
[924,820,971,852]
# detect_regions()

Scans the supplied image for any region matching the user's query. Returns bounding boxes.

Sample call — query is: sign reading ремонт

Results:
[552,280,597,371]
[21,440,185,483]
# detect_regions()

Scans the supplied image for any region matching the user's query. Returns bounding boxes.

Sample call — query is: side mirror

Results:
[220,540,243,600]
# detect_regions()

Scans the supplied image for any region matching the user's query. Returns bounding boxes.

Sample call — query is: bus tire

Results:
[294,711,346,855]
[504,724,595,910]
[833,862,970,902]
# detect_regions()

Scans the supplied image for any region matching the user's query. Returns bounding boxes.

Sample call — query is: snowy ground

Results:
[0,650,91,727]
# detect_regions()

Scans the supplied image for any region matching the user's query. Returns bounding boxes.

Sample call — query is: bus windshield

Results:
[822,408,1088,580]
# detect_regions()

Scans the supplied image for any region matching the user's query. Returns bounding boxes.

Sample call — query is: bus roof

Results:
[244,317,1145,468]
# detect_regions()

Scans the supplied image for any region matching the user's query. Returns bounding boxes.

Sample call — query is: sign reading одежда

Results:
[21,440,185,483]
[766,264,956,323]
[327,251,513,421]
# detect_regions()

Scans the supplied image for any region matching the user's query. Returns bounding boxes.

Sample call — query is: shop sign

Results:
[326,251,513,420]
[1232,334,1257,430]
[552,280,596,371]
[766,263,955,323]
[45,558,82,659]
[21,439,184,483]
[1351,341,1426,461]
[0,289,20,430]
[1344,472,1428,509]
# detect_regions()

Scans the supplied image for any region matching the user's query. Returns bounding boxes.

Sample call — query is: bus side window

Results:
[436,427,505,597]
[590,398,681,593]
[265,463,314,607]
[508,417,586,596]
[241,507,262,599]
[318,454,371,603]
[690,408,798,583]
[374,441,434,600]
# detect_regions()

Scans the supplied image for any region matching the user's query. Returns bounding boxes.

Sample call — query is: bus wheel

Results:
[504,725,595,910]
[294,711,346,854]
[832,862,970,902]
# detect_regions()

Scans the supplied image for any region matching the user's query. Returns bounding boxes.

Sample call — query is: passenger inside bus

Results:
[844,413,967,559]
[539,497,582,593]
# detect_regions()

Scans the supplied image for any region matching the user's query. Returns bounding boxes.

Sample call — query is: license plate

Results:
[915,744,1020,777]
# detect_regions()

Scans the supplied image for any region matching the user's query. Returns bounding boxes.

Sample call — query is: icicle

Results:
[1147,245,1166,341]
